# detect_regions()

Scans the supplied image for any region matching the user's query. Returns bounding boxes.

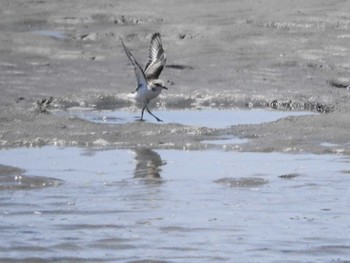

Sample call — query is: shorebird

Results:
[120,33,167,122]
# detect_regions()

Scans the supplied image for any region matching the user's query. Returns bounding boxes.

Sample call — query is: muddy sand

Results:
[0,0,350,154]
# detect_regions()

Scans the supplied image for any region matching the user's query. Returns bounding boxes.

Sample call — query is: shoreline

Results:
[1,0,349,154]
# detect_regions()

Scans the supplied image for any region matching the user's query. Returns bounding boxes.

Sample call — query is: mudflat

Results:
[1,0,349,153]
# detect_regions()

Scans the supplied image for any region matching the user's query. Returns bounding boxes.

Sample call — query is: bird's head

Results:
[151,80,168,91]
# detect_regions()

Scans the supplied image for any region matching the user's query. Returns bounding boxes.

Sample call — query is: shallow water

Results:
[65,109,313,128]
[202,136,249,145]
[33,30,68,40]
[0,147,349,262]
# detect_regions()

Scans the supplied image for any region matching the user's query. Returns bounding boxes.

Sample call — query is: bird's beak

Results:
[162,86,168,90]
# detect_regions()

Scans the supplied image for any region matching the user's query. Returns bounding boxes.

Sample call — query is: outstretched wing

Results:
[119,37,148,90]
[144,33,167,80]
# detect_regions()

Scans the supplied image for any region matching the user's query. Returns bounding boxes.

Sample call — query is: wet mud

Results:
[0,0,350,153]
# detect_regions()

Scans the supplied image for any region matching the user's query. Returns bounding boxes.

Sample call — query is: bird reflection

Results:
[132,148,166,180]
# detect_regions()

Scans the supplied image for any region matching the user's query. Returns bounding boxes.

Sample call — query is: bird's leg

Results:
[140,104,147,121]
[146,105,163,122]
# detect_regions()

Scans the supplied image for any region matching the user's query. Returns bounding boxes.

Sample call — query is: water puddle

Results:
[32,30,68,40]
[321,142,340,147]
[0,146,349,262]
[63,109,314,128]
[202,136,249,145]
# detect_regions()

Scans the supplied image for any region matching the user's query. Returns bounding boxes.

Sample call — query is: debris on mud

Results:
[327,80,350,89]
[35,97,54,114]
[269,99,334,114]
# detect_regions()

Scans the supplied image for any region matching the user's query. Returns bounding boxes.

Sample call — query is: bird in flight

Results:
[120,33,167,122]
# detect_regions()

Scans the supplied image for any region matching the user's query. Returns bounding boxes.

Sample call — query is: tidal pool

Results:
[33,30,68,40]
[201,136,249,145]
[64,109,314,128]
[0,147,349,262]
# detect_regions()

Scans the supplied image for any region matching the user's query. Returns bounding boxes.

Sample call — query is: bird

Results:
[120,33,168,122]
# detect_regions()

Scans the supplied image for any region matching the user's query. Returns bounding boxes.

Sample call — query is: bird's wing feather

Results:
[144,33,167,80]
[120,37,148,90]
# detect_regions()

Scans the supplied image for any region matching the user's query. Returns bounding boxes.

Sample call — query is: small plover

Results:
[120,33,167,122]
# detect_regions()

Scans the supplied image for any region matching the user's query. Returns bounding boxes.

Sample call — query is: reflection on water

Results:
[132,148,166,180]
[0,147,349,262]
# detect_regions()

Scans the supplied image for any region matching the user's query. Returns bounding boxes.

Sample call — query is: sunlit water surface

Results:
[0,147,349,262]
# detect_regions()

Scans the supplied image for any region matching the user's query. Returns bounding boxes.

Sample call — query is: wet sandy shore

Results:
[1,0,350,154]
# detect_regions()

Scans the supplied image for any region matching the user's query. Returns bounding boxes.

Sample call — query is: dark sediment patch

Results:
[166,64,194,70]
[214,177,268,188]
[0,164,62,190]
